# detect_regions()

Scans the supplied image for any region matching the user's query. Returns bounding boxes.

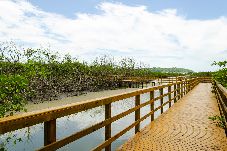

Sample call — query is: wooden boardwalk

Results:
[118,83,227,151]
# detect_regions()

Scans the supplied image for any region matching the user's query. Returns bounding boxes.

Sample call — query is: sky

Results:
[0,0,227,71]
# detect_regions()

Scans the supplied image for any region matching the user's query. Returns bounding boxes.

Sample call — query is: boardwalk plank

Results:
[118,83,227,151]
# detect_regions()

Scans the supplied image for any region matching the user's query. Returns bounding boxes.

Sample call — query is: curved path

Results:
[118,83,227,151]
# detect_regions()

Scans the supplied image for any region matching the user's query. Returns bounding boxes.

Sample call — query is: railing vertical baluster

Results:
[168,86,171,108]
[188,80,190,91]
[182,82,184,97]
[187,80,189,92]
[177,83,180,100]
[135,95,140,133]
[185,80,187,93]
[150,91,154,121]
[174,84,177,103]
[189,80,192,91]
[160,88,164,113]
[44,119,56,146]
[105,103,111,151]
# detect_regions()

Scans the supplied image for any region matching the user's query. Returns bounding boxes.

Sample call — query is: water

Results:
[0,86,175,151]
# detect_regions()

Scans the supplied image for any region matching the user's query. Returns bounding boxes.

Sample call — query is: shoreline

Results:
[25,87,140,112]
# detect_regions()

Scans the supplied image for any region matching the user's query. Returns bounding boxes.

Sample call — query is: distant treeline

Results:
[190,72,213,77]
[148,67,193,73]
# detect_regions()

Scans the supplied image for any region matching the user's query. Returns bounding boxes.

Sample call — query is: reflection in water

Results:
[1,87,172,151]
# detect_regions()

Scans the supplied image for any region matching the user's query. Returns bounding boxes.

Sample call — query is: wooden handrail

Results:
[0,77,205,151]
[212,80,227,135]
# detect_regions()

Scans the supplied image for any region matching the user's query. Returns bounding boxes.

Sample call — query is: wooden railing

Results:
[158,77,175,84]
[199,77,212,83]
[121,76,156,88]
[0,78,202,151]
[212,80,227,134]
[158,76,212,84]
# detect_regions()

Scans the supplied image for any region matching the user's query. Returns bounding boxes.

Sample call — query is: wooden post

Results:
[160,88,164,113]
[181,82,183,98]
[105,103,111,151]
[129,82,132,88]
[188,80,191,91]
[174,84,177,103]
[135,95,140,133]
[44,119,56,146]
[185,81,188,93]
[168,86,171,108]
[187,81,189,93]
[150,91,154,121]
[177,83,180,100]
[185,80,188,93]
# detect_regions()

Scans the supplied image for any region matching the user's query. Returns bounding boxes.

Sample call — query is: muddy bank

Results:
[25,87,140,112]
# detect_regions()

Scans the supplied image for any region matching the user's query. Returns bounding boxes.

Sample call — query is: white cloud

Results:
[0,0,227,71]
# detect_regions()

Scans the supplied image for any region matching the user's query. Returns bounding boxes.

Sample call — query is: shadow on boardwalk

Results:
[118,83,227,151]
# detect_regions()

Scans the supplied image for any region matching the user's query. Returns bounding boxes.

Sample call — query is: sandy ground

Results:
[25,87,141,112]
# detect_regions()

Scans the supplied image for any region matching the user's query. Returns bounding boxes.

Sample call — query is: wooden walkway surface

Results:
[118,83,227,151]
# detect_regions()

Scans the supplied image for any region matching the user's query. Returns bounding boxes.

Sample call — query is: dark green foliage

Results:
[0,75,28,117]
[212,60,227,88]
[208,115,226,129]
[190,72,213,77]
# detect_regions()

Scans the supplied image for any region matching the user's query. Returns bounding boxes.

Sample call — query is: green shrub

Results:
[0,75,28,117]
[212,61,227,88]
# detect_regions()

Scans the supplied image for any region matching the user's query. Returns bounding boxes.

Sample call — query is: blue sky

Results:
[29,0,227,19]
[0,0,227,71]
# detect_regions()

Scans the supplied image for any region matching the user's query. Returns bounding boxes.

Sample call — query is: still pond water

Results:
[1,86,175,151]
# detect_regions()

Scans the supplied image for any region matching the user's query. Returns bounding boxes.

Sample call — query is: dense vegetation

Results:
[212,60,227,88]
[0,42,187,117]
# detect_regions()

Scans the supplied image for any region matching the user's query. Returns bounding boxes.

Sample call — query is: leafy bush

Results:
[212,61,227,88]
[0,75,28,117]
[209,115,226,129]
